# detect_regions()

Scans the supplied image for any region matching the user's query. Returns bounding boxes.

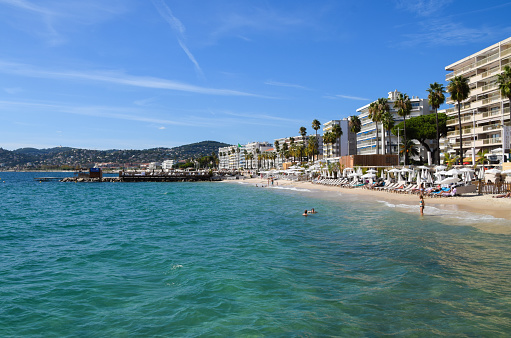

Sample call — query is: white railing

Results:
[483,138,502,145]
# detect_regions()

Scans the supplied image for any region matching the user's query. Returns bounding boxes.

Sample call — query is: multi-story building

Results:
[273,135,322,165]
[356,90,433,159]
[444,37,511,163]
[322,118,357,158]
[162,159,174,170]
[218,142,273,170]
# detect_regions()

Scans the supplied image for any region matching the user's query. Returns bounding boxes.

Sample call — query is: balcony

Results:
[447,115,473,126]
[474,138,502,147]
[502,47,511,57]
[481,67,501,79]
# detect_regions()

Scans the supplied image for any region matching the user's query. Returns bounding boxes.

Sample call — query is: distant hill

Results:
[0,141,231,169]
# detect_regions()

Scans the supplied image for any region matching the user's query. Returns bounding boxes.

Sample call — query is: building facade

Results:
[322,118,357,158]
[444,37,511,163]
[218,142,273,170]
[356,90,433,160]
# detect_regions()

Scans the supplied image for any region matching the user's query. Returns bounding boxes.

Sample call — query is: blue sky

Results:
[1,0,511,150]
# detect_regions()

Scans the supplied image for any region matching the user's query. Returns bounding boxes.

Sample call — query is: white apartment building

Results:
[162,159,174,170]
[444,37,511,164]
[322,118,357,158]
[356,90,433,159]
[273,135,322,165]
[218,142,272,170]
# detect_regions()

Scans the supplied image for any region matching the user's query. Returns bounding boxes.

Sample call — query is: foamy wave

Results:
[269,186,311,192]
[377,200,506,224]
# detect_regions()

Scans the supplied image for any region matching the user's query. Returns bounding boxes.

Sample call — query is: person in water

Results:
[303,210,308,216]
[419,194,425,216]
[309,208,317,214]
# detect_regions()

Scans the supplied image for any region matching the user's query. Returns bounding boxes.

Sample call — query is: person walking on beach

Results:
[419,195,425,216]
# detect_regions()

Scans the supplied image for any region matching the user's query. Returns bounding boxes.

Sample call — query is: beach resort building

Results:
[444,37,511,163]
[322,119,357,158]
[273,135,321,166]
[162,159,174,170]
[355,90,433,161]
[218,142,273,170]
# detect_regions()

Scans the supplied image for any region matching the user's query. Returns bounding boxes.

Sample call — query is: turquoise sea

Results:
[1,172,511,337]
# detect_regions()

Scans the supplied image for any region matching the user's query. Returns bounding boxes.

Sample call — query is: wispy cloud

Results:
[324,94,369,101]
[151,0,204,79]
[0,0,54,15]
[3,87,23,94]
[0,0,128,45]
[264,80,308,90]
[394,0,453,17]
[222,111,305,124]
[400,21,510,47]
[0,60,263,97]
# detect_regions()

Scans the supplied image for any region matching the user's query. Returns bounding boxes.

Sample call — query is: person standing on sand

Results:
[419,195,425,216]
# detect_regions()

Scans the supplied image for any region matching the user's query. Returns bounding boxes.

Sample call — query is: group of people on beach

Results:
[303,208,317,216]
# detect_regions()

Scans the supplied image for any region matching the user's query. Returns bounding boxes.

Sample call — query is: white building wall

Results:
[355,90,433,160]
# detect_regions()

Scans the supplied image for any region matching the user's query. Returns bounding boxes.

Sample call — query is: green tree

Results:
[497,65,511,125]
[368,101,381,154]
[331,123,343,157]
[299,127,307,162]
[399,139,419,162]
[274,140,280,167]
[427,82,446,164]
[312,119,321,161]
[281,143,289,162]
[447,75,470,164]
[323,131,335,158]
[394,93,412,164]
[381,111,395,155]
[349,115,361,155]
[307,135,318,160]
[392,113,448,163]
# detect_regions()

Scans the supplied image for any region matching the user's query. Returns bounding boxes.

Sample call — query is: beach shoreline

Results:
[224,177,511,222]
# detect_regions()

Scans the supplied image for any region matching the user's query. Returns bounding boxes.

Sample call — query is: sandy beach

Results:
[225,177,511,223]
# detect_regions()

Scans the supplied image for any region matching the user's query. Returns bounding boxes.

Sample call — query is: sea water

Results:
[1,172,511,336]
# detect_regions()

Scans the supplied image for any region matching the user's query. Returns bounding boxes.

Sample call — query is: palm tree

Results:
[312,119,321,161]
[349,115,361,155]
[381,111,395,155]
[427,82,446,165]
[307,135,317,161]
[246,153,253,169]
[393,93,412,164]
[331,123,343,157]
[289,137,295,162]
[368,101,382,154]
[281,143,289,162]
[299,127,307,162]
[447,75,470,164]
[497,65,511,125]
[399,139,419,162]
[255,148,261,169]
[323,131,334,158]
[274,140,280,167]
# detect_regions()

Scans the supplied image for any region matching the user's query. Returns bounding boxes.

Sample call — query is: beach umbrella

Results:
[446,168,463,176]
[435,165,447,171]
[438,177,460,185]
[366,169,378,174]
[485,169,501,174]
[501,169,511,174]
[434,171,449,176]
[361,173,376,178]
